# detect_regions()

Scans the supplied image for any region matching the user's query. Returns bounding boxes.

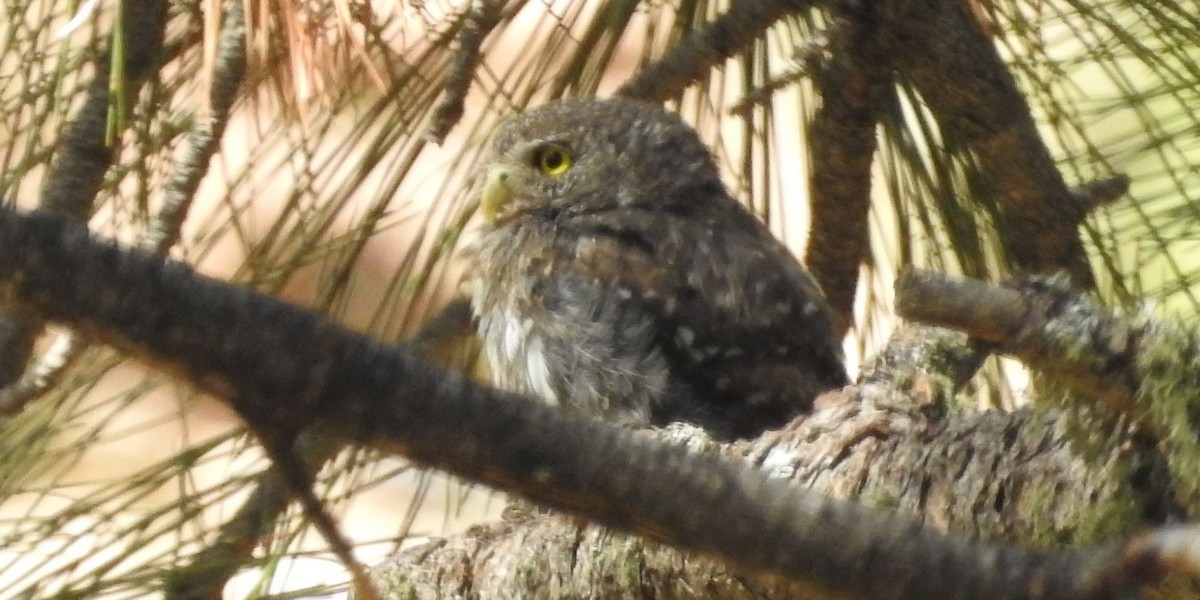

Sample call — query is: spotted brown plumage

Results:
[466,98,847,439]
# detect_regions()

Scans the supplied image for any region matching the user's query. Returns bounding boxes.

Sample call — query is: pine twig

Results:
[616,0,813,103]
[425,0,503,144]
[143,0,247,253]
[163,432,340,600]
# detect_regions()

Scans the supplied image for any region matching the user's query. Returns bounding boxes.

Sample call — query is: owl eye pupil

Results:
[536,145,571,176]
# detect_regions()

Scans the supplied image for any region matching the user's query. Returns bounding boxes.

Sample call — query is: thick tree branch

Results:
[369,326,1132,598]
[881,0,1094,285]
[897,269,1200,519]
[895,270,1138,408]
[0,0,168,393]
[374,401,1144,599]
[0,209,1194,599]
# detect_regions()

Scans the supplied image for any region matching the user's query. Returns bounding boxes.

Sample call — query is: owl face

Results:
[479,98,726,226]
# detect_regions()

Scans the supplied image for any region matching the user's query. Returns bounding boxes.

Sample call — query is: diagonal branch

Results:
[163,432,341,600]
[881,0,1096,286]
[0,0,168,394]
[0,208,1195,599]
[616,0,814,103]
[895,270,1138,408]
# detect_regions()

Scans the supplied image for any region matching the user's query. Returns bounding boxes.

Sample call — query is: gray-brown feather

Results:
[467,98,847,439]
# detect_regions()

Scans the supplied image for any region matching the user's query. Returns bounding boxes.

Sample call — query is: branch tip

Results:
[1069,174,1131,214]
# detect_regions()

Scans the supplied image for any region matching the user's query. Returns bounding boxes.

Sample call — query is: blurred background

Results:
[0,0,1198,597]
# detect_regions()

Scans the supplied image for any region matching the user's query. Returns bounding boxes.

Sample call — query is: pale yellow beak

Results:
[480,164,515,225]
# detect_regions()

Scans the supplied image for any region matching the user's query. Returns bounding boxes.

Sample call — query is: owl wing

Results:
[560,204,847,438]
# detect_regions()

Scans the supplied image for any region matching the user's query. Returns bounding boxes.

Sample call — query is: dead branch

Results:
[897,269,1200,519]
[895,270,1138,408]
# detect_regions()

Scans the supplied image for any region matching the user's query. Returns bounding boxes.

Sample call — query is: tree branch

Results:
[616,0,813,103]
[425,0,503,144]
[144,0,246,253]
[895,270,1137,408]
[374,400,1145,599]
[369,325,1133,598]
[163,432,341,600]
[0,0,168,394]
[896,269,1200,519]
[803,4,892,336]
[881,0,1095,285]
[0,208,1194,599]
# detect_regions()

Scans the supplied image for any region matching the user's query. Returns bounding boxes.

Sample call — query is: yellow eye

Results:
[535,145,571,176]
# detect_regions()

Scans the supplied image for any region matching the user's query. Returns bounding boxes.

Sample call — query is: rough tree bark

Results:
[370,326,1149,598]
[3,0,1196,598]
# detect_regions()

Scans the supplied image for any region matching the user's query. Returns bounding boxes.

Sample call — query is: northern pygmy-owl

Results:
[466,98,847,440]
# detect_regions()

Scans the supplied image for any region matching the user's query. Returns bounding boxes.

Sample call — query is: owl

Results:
[466,98,847,440]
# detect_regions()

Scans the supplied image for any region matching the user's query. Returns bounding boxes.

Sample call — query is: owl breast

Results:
[475,304,558,405]
[468,221,673,426]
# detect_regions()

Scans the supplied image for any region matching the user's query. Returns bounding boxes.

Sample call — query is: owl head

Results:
[479,98,727,225]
